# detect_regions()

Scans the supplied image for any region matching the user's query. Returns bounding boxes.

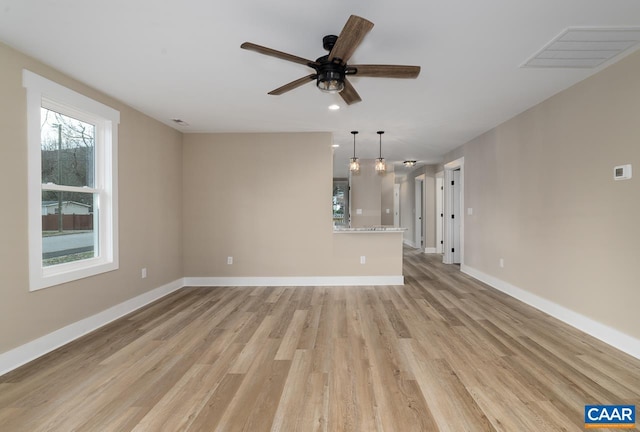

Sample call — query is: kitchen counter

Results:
[333,227,406,233]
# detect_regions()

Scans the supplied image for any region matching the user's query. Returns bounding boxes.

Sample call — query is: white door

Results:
[443,157,464,265]
[452,169,461,263]
[415,177,424,249]
[436,175,444,254]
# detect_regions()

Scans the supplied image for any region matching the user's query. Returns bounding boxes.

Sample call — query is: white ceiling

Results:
[2,0,640,177]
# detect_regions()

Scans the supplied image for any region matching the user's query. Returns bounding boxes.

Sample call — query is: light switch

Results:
[467,208,473,215]
[356,209,362,215]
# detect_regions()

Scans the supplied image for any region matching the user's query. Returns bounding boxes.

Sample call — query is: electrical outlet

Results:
[499,258,504,268]
[360,256,366,264]
[141,268,147,279]
[227,256,233,265]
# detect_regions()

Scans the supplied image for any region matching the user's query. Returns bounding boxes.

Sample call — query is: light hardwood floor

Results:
[1,249,639,431]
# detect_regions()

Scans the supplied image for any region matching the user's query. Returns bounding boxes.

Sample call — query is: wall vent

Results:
[522,27,640,69]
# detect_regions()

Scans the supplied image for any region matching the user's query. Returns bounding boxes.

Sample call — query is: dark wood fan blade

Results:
[328,15,374,64]
[339,78,362,105]
[268,74,317,95]
[349,64,421,78]
[241,42,318,68]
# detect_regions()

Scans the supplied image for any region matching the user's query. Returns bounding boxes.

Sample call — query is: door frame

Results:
[414,174,425,250]
[443,157,464,264]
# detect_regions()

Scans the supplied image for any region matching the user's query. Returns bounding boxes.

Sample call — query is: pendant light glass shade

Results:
[375,131,386,173]
[349,157,360,172]
[349,131,360,173]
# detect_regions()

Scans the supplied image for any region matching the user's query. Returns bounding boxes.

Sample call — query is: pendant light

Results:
[349,131,360,173]
[375,131,386,173]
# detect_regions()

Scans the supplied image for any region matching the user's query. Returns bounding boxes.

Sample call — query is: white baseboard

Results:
[184,275,404,287]
[423,247,437,254]
[461,265,640,360]
[0,278,184,376]
[403,239,415,248]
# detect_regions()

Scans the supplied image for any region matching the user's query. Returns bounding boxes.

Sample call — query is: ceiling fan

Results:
[240,15,421,105]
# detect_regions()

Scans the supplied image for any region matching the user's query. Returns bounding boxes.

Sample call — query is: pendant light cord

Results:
[351,131,358,158]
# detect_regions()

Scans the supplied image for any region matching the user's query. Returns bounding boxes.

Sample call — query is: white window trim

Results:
[23,70,120,291]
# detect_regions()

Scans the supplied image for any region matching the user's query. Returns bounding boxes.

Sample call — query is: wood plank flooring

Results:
[1,249,639,431]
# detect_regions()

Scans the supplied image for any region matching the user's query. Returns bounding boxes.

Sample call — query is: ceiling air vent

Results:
[522,27,640,69]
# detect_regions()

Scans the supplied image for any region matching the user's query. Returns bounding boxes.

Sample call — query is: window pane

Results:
[333,180,349,227]
[42,191,97,267]
[41,108,95,188]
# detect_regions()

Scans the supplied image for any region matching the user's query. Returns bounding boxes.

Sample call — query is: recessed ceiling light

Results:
[328,104,340,111]
[332,144,340,148]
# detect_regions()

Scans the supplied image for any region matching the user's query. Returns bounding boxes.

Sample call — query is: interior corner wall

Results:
[181,133,403,279]
[0,43,184,355]
[444,49,640,341]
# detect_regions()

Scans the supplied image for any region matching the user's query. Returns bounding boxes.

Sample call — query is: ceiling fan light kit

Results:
[317,35,345,93]
[240,15,420,105]
[316,66,345,93]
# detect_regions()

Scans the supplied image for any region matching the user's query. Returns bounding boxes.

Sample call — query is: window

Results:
[23,70,119,291]
[332,179,349,227]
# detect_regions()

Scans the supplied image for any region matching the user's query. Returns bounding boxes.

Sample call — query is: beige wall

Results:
[0,43,184,354]
[350,160,396,227]
[380,167,395,226]
[182,133,403,277]
[444,49,640,340]
[399,176,414,244]
[350,159,382,227]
